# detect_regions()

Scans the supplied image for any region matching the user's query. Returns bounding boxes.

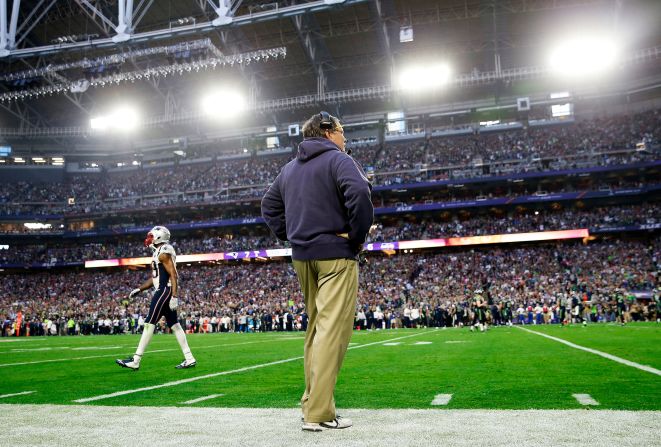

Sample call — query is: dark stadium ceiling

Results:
[0,0,659,151]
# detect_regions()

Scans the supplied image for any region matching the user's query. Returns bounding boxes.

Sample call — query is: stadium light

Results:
[397,63,452,92]
[90,107,140,131]
[548,35,619,78]
[90,116,109,131]
[201,90,246,119]
[24,223,52,230]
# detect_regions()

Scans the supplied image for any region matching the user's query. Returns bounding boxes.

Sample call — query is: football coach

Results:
[261,111,373,431]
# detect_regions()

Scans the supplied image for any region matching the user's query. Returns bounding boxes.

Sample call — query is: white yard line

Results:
[0,338,41,343]
[573,394,599,406]
[73,332,429,403]
[431,394,452,406]
[71,346,124,351]
[0,338,304,368]
[0,349,176,367]
[181,394,225,405]
[1,405,659,447]
[0,391,35,399]
[515,326,661,376]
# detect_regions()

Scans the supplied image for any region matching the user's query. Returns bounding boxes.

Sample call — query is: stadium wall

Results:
[0,165,64,183]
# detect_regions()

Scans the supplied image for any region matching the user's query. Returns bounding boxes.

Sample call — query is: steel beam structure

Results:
[3,0,368,58]
[2,45,659,140]
[7,0,20,49]
[368,0,396,84]
[132,0,154,30]
[12,0,56,49]
[292,10,335,96]
[1,73,659,143]
[76,1,167,102]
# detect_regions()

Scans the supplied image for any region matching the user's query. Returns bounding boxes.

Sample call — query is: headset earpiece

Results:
[319,111,334,130]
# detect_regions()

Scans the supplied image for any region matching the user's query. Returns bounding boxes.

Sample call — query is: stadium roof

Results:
[0,0,659,151]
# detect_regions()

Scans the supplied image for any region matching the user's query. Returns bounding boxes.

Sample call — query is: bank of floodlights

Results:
[548,35,619,78]
[90,106,140,132]
[397,63,452,93]
[201,90,247,120]
[0,46,286,103]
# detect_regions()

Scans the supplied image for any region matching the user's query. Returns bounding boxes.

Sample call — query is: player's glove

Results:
[128,288,142,299]
[169,297,179,311]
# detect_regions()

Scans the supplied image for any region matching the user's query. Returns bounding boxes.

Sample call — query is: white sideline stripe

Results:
[0,391,35,399]
[414,341,432,345]
[431,394,452,405]
[383,342,401,346]
[573,394,599,406]
[73,331,429,403]
[0,338,302,368]
[515,326,661,376]
[182,394,224,405]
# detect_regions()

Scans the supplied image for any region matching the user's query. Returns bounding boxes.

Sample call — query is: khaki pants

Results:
[293,258,358,423]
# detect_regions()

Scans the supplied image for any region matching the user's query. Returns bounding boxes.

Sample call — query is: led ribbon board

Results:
[85,229,589,268]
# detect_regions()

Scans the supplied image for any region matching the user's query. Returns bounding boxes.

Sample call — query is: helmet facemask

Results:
[144,232,155,249]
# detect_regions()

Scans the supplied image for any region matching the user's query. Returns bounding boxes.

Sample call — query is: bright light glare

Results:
[110,107,139,131]
[90,116,109,130]
[548,36,618,77]
[201,90,246,119]
[397,63,451,92]
[24,223,52,230]
[90,107,140,131]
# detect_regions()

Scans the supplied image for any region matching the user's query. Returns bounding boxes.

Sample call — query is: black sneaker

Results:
[302,416,352,431]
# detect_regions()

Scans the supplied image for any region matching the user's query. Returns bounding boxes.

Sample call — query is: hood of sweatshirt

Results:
[296,137,340,162]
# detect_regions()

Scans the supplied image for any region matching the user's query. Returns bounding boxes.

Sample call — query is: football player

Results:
[116,226,196,370]
[470,290,487,332]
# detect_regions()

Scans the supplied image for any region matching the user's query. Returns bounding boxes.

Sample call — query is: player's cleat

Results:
[175,358,196,369]
[116,355,140,370]
[302,416,353,432]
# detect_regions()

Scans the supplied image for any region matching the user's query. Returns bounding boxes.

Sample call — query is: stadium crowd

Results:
[1,203,658,265]
[1,237,658,336]
[1,109,659,216]
[0,172,655,234]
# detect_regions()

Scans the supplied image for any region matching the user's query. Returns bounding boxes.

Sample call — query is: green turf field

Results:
[1,323,659,410]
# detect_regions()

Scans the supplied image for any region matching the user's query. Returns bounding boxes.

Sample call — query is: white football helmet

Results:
[144,226,171,248]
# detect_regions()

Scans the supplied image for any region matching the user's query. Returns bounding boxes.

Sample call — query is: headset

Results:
[319,111,352,155]
[319,111,334,130]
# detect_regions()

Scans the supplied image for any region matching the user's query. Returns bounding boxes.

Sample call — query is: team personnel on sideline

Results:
[262,112,374,431]
[116,226,196,370]
[470,290,488,332]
